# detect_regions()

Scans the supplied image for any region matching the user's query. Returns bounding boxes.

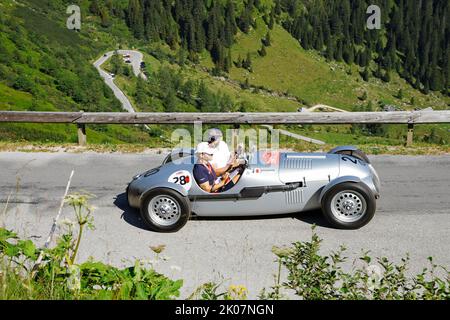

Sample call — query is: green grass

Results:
[0,0,448,150]
[225,18,449,111]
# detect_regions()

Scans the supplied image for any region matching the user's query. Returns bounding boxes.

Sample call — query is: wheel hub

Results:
[148,195,181,226]
[330,190,367,223]
[159,203,171,215]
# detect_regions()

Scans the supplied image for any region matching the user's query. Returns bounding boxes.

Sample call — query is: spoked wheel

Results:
[322,182,376,229]
[140,188,191,232]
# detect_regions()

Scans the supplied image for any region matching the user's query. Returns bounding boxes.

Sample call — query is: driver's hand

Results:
[231,159,240,168]
[222,172,230,181]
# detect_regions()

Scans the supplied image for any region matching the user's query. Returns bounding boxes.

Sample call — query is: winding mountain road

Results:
[94,49,326,145]
[93,50,146,113]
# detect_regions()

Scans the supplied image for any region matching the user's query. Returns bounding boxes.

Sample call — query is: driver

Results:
[206,128,235,170]
[194,142,241,193]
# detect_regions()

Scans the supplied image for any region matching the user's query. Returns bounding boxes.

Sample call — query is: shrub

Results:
[260,226,449,300]
[0,193,182,300]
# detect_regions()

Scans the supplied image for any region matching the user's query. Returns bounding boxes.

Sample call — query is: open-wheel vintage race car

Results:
[126,146,380,232]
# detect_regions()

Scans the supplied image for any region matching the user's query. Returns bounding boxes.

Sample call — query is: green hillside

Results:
[0,0,155,144]
[0,0,448,150]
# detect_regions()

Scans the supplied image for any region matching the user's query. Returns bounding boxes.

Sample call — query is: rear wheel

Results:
[321,182,376,229]
[140,188,191,232]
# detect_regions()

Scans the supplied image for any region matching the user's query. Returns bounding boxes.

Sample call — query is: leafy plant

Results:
[188,282,248,300]
[0,192,182,300]
[262,226,450,300]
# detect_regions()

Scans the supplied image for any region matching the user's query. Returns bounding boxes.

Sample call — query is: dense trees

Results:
[278,0,449,95]
[119,0,240,72]
[89,0,448,95]
[137,65,236,113]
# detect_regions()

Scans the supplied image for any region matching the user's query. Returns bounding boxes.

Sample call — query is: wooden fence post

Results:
[232,124,240,152]
[406,123,414,146]
[77,124,86,146]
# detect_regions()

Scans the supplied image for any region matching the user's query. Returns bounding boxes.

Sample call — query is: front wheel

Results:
[321,182,376,229]
[140,188,191,232]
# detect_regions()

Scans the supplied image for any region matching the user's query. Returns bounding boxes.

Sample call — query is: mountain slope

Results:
[0,0,448,149]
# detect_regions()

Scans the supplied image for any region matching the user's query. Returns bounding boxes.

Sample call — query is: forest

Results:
[90,0,449,95]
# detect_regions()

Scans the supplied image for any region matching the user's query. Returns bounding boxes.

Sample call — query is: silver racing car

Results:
[127,146,380,232]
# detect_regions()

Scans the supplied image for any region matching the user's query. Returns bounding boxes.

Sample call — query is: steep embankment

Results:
[0,0,151,144]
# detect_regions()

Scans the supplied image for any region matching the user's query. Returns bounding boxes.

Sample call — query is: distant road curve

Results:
[93,50,146,113]
[301,104,349,113]
[94,50,328,144]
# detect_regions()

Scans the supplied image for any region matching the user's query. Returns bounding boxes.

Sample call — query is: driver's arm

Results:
[212,163,232,176]
[212,159,240,176]
[199,177,227,193]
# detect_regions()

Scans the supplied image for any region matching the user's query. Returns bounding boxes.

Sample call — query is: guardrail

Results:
[1,110,449,146]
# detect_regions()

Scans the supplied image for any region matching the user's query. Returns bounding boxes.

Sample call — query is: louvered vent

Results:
[282,158,313,169]
[285,189,303,204]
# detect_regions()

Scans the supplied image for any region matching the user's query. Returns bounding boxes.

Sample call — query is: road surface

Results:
[261,125,326,145]
[1,153,449,299]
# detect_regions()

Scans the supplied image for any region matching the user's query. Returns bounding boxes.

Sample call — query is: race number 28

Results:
[168,170,193,191]
[173,175,189,185]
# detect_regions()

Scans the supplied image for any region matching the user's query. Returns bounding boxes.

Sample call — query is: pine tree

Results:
[325,38,334,61]
[343,44,354,64]
[237,1,253,33]
[163,87,178,112]
[192,0,206,52]
[263,32,271,46]
[361,66,370,82]
[197,81,213,111]
[135,77,147,105]
[259,45,267,57]
[268,11,275,30]
[224,0,237,47]
[334,40,343,62]
[235,54,242,68]
[127,0,144,39]
[110,51,123,75]
[242,52,252,71]
[382,70,391,82]
[359,91,368,101]
[181,79,196,105]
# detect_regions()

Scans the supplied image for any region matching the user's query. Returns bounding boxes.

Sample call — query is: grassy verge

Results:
[0,140,448,156]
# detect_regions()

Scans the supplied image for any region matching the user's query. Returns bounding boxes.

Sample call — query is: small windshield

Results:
[247,151,280,168]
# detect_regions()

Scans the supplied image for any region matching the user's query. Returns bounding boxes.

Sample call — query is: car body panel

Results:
[127,147,380,217]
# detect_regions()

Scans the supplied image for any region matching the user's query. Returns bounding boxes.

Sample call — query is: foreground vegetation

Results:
[1,193,448,300]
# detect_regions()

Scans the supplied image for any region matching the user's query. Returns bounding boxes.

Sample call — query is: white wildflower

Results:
[58,218,76,227]
[67,265,81,292]
[366,264,382,290]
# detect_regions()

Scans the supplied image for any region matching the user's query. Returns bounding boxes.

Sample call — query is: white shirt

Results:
[211,140,231,169]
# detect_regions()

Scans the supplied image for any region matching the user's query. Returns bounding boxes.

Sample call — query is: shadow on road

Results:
[114,193,149,231]
[291,209,332,228]
[114,192,333,231]
[191,209,332,228]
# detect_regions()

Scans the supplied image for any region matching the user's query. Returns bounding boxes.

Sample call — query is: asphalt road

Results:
[1,152,449,298]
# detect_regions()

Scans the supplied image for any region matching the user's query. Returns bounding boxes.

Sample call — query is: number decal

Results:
[172,175,190,185]
[168,170,192,191]
[342,156,358,164]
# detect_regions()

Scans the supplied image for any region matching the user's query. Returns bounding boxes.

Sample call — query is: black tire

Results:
[140,188,191,232]
[321,182,376,229]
